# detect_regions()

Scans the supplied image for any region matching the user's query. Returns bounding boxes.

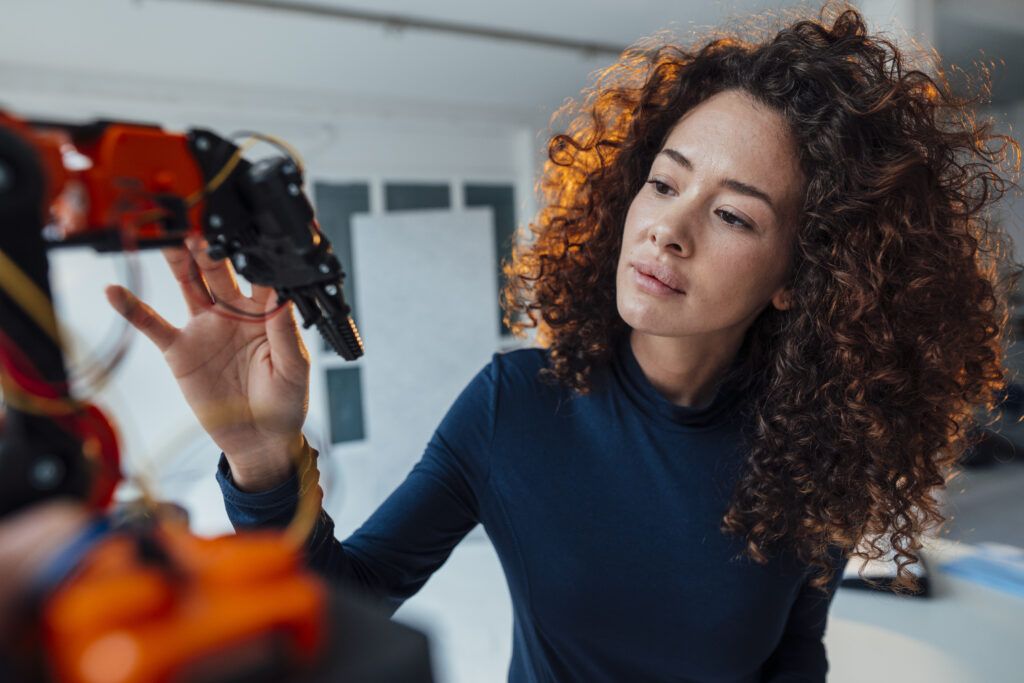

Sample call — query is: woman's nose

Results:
[648,211,695,257]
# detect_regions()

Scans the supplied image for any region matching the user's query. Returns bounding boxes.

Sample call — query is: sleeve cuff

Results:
[216,453,302,529]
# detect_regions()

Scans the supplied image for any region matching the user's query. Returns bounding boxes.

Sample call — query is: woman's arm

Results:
[109,235,499,614]
[217,359,498,615]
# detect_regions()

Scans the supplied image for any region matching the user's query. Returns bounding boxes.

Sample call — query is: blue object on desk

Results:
[939,544,1024,599]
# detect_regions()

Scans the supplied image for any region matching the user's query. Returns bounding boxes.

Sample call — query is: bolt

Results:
[195,136,211,151]
[30,455,65,490]
[0,161,12,193]
[209,214,223,229]
[283,163,296,174]
[324,284,338,296]
[287,183,300,196]
[206,243,228,261]
[318,263,330,274]
[233,253,248,271]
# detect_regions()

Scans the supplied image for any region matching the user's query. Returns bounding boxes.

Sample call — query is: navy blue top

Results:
[218,343,848,682]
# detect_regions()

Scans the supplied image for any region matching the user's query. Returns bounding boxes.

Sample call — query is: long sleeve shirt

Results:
[218,342,848,682]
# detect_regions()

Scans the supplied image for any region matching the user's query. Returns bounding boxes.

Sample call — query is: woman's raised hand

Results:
[106,236,310,492]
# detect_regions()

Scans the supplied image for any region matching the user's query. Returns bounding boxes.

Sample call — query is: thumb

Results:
[105,285,179,353]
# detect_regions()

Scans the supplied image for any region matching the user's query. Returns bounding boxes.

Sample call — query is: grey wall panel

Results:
[351,208,499,498]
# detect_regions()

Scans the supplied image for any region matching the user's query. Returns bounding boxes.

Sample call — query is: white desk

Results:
[826,538,1024,682]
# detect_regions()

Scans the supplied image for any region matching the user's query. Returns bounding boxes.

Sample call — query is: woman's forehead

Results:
[660,90,806,215]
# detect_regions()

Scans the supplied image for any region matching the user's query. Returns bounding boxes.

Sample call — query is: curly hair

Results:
[502,2,1021,592]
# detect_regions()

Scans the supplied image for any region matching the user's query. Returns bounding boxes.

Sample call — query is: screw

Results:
[318,263,330,274]
[195,136,211,151]
[30,455,65,490]
[324,284,338,296]
[287,183,300,196]
[209,214,223,229]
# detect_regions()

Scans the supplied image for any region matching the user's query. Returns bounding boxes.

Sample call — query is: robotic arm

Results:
[0,109,363,517]
[0,111,363,359]
[0,111,430,683]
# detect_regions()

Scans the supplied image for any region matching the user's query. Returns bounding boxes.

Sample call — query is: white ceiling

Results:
[244,0,794,45]
[0,0,1020,125]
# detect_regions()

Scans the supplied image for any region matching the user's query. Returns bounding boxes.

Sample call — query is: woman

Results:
[107,4,1019,681]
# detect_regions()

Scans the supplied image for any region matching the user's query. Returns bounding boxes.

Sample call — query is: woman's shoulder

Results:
[492,346,549,375]
[436,347,555,443]
[480,346,557,401]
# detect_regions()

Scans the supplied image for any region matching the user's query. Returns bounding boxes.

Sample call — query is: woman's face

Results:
[616,89,805,350]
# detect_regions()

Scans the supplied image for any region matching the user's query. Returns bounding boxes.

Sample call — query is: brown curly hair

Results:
[502,2,1021,592]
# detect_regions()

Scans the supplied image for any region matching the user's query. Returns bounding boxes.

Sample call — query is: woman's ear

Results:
[771,288,793,311]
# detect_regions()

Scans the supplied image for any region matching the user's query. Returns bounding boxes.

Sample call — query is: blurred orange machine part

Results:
[41,524,326,683]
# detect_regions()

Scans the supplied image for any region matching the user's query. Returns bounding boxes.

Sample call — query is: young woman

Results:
[107,4,1019,681]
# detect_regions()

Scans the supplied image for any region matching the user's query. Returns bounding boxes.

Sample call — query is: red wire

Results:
[182,258,290,323]
[0,327,70,401]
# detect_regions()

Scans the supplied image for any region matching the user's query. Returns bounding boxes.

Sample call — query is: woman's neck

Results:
[628,330,742,408]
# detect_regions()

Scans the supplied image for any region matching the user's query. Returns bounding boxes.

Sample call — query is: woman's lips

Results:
[633,261,686,295]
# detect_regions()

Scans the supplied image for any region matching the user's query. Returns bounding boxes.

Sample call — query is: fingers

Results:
[162,237,247,315]
[105,285,179,353]
[189,237,244,305]
[162,244,213,316]
[265,298,311,376]
[250,284,276,307]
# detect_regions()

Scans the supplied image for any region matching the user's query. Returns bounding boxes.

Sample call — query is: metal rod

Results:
[157,0,628,57]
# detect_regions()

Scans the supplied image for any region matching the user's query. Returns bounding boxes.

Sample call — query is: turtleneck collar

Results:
[610,337,743,431]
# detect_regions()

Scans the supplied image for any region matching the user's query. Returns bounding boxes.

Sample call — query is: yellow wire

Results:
[249,132,306,176]
[109,133,306,231]
[0,374,81,415]
[0,248,62,345]
[184,138,258,209]
[0,245,83,416]
[285,435,320,548]
[146,397,320,546]
[0,243,136,415]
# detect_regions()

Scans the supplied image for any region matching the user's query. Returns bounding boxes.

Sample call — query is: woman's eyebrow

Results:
[658,148,776,213]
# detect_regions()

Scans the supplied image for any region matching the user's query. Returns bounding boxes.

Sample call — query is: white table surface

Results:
[826,536,1024,683]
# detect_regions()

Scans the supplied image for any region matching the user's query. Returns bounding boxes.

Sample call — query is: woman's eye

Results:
[646,179,672,195]
[716,209,751,229]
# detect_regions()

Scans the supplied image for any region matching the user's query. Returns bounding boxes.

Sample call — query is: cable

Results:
[229,131,306,176]
[146,398,321,547]
[0,248,61,345]
[62,197,148,396]
[0,329,81,417]
[184,138,258,209]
